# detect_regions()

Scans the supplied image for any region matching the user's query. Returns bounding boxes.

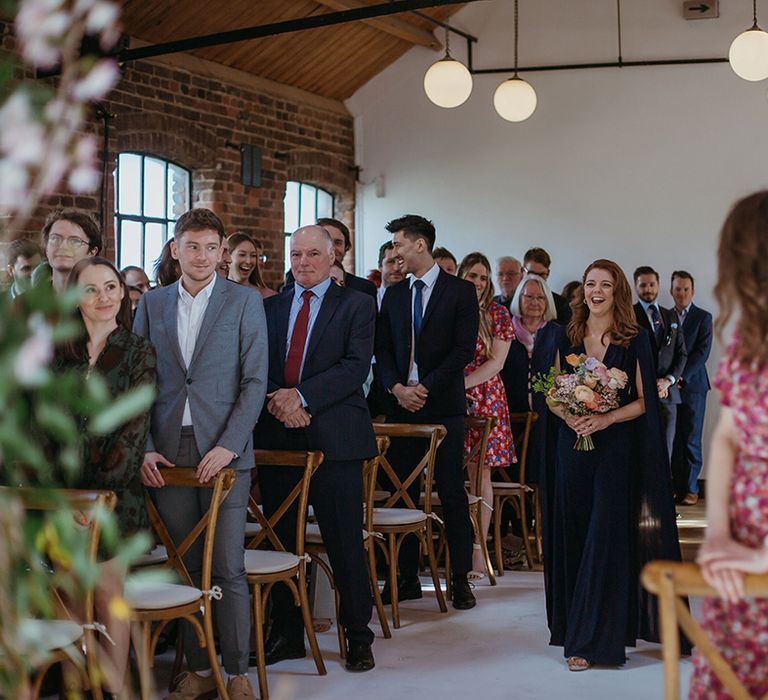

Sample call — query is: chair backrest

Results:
[642,560,768,700]
[363,436,391,533]
[247,450,323,556]
[145,468,235,593]
[463,415,497,496]
[498,411,538,484]
[370,423,446,514]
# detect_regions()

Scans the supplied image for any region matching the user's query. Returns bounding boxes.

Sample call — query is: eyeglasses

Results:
[523,267,550,279]
[521,294,546,303]
[48,234,90,250]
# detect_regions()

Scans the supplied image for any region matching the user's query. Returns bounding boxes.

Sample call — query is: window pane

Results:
[285,235,292,275]
[168,164,190,221]
[284,181,299,232]
[120,219,143,269]
[144,222,166,278]
[143,157,166,218]
[317,189,333,219]
[117,153,141,216]
[299,183,316,227]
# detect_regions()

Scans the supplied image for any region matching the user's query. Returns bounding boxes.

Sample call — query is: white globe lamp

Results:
[493,76,537,122]
[729,27,768,81]
[423,56,473,108]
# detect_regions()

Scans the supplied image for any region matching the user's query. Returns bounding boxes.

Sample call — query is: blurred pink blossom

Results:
[13,315,54,387]
[16,0,70,69]
[72,59,120,101]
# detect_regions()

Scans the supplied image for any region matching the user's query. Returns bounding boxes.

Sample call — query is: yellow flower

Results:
[108,596,131,621]
[584,375,597,389]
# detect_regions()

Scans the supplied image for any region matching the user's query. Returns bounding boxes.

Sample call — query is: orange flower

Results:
[565,353,581,367]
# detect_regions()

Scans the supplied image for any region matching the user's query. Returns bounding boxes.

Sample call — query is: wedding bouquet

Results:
[532,353,629,450]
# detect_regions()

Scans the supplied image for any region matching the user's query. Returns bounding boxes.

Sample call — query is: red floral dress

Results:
[689,336,768,699]
[464,301,516,467]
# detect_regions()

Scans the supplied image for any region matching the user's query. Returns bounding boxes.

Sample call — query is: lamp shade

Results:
[493,77,537,122]
[729,27,768,81]
[423,56,473,108]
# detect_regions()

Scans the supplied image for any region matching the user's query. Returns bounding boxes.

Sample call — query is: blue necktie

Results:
[649,304,663,344]
[413,280,426,363]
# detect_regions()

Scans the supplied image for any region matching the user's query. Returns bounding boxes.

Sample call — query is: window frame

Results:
[283,181,335,270]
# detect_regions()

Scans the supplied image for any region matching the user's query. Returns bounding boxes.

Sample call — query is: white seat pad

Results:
[133,545,168,568]
[467,494,482,505]
[244,549,299,575]
[245,521,263,537]
[372,507,427,526]
[125,582,201,610]
[18,619,82,651]
[492,482,524,490]
[373,489,391,502]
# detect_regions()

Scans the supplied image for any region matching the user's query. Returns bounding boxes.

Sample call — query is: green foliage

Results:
[531,366,559,396]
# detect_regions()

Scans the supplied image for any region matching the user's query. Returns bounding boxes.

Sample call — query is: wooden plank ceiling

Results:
[120,1,467,101]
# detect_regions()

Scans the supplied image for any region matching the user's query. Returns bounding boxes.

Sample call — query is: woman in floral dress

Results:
[690,191,768,699]
[458,252,516,578]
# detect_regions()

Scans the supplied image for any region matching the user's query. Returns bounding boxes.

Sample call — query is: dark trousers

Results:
[259,458,374,646]
[659,402,678,462]
[152,428,251,675]
[384,411,473,580]
[673,391,707,496]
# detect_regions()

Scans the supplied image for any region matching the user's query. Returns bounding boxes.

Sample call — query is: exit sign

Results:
[683,1,718,19]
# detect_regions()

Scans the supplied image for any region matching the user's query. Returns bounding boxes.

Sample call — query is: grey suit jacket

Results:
[133,276,268,471]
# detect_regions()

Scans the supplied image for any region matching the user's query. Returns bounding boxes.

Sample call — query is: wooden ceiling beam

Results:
[312,0,442,51]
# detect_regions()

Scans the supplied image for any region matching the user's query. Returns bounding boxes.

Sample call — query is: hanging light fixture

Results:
[494,0,537,122]
[423,14,473,108]
[729,0,768,81]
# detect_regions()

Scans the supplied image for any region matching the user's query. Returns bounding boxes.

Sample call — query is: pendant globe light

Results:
[729,0,768,81]
[494,0,537,122]
[423,16,473,108]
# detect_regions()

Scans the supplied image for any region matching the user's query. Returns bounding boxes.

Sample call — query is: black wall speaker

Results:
[240,144,261,188]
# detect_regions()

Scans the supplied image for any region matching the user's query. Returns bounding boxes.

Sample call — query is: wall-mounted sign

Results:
[683,1,719,19]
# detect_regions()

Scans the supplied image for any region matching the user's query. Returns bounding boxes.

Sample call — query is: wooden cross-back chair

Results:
[462,415,498,585]
[8,486,117,700]
[491,411,539,573]
[126,467,235,700]
[370,422,448,629]
[642,561,768,700]
[304,436,393,660]
[246,449,326,700]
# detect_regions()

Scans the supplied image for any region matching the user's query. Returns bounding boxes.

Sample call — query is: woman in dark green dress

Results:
[57,256,156,695]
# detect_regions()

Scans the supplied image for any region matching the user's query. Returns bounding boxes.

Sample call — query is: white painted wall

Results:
[347,0,768,472]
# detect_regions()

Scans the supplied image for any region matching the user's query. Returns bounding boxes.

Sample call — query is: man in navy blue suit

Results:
[670,270,713,505]
[254,225,378,672]
[375,214,479,611]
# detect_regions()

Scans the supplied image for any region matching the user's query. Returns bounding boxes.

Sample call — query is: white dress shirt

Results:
[408,263,440,385]
[177,274,217,425]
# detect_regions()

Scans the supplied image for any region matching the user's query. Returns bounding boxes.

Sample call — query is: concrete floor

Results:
[147,570,694,700]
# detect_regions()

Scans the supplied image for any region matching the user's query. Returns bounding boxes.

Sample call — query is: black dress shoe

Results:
[451,576,477,610]
[257,635,306,666]
[345,640,375,672]
[380,578,422,605]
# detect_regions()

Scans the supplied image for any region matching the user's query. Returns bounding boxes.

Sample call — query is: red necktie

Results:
[284,290,314,387]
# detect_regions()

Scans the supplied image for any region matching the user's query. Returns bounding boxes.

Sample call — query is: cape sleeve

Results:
[632,328,692,652]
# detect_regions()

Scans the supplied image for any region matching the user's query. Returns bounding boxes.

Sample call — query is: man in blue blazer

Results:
[254,225,378,672]
[375,215,479,611]
[670,271,713,505]
[135,208,268,700]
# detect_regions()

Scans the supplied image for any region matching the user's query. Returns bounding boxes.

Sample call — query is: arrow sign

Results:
[683,0,718,19]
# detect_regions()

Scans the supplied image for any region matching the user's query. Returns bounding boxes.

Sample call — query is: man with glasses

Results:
[522,247,571,324]
[33,209,102,291]
[494,256,523,311]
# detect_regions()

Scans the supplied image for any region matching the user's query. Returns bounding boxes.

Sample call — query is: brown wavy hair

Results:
[458,252,496,359]
[567,259,638,348]
[715,190,768,366]
[227,232,268,289]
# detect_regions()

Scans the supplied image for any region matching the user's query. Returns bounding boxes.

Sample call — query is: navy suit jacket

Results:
[284,270,377,299]
[375,269,479,418]
[680,303,713,395]
[254,282,378,462]
[634,302,688,404]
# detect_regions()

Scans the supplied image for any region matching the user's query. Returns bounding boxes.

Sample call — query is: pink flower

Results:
[16,0,70,69]
[72,59,120,101]
[574,385,596,404]
[13,315,54,387]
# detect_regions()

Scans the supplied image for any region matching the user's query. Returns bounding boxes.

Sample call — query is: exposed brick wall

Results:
[1,21,357,288]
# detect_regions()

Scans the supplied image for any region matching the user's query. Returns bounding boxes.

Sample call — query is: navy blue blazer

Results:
[375,269,479,418]
[254,282,378,461]
[680,303,713,395]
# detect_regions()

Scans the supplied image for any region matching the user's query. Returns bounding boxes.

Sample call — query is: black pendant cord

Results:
[754,0,759,28]
[513,0,519,77]
[617,0,623,66]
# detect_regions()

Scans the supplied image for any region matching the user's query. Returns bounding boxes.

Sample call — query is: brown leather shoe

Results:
[164,671,217,700]
[681,492,699,506]
[227,675,257,699]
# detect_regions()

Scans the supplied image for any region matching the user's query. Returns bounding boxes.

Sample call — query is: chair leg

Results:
[533,490,543,563]
[368,541,391,639]
[388,534,401,629]
[335,587,346,659]
[422,527,447,613]
[443,523,452,600]
[170,632,183,689]
[493,495,505,577]
[251,583,269,700]
[475,505,497,586]
[202,604,229,700]
[297,572,327,676]
[131,621,152,700]
[517,494,534,570]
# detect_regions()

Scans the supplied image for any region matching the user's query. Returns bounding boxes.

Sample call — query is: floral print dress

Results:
[689,336,768,699]
[464,301,516,467]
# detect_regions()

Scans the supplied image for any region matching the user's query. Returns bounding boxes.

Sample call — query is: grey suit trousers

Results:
[153,428,251,675]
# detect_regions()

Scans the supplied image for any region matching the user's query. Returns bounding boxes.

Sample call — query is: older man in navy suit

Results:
[375,214,479,611]
[254,225,378,672]
[669,271,713,505]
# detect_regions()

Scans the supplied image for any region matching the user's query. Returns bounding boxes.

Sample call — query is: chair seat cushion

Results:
[18,619,82,651]
[467,494,482,505]
[373,489,391,502]
[372,507,427,526]
[244,549,299,574]
[493,482,524,490]
[125,582,201,610]
[306,523,370,545]
[133,545,168,568]
[244,521,263,537]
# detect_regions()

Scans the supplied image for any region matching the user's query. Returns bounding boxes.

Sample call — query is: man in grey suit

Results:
[135,208,268,700]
